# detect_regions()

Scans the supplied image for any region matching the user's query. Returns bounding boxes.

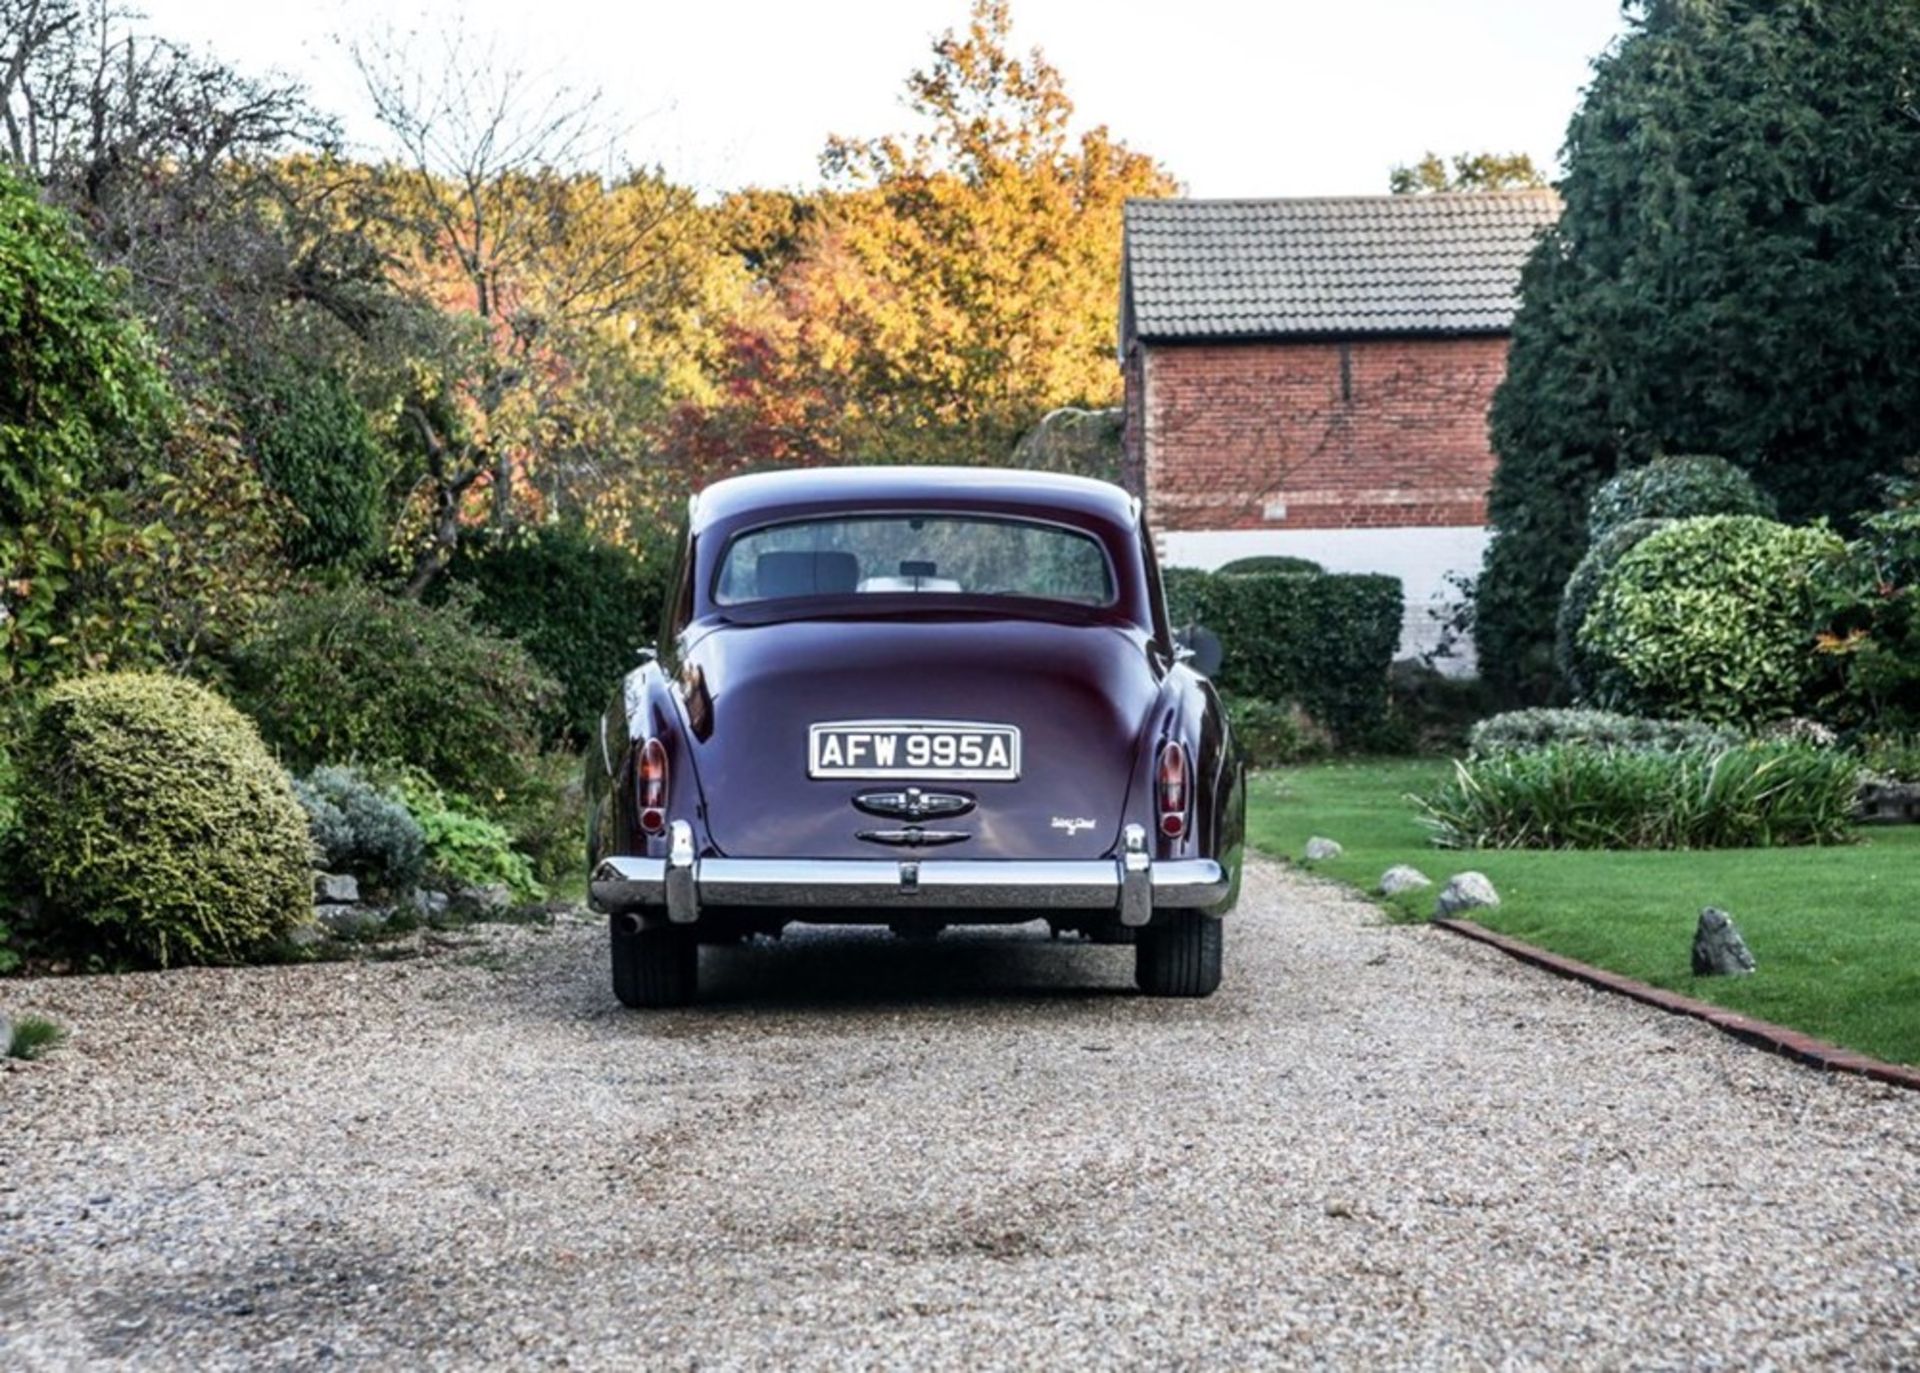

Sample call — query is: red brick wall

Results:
[1132,336,1509,531]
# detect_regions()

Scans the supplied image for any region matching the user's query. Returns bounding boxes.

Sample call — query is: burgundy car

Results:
[586,466,1244,1006]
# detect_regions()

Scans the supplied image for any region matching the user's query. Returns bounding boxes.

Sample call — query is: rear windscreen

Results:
[714,514,1117,607]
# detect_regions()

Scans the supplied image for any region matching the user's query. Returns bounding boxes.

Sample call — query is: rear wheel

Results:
[1134,912,1223,997]
[610,915,698,1008]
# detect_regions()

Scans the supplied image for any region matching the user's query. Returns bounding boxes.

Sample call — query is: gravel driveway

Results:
[3,857,1917,1369]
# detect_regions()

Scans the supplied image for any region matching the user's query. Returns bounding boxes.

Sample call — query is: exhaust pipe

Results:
[619,912,645,935]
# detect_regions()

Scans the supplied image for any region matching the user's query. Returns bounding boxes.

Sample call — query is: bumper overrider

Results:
[592,822,1230,928]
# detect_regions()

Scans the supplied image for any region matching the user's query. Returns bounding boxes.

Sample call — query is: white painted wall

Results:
[1160,526,1488,676]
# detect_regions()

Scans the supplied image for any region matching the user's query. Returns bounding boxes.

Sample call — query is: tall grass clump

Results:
[1418,743,1859,851]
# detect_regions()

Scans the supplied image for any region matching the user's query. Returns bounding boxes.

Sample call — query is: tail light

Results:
[1157,741,1189,840]
[637,737,669,836]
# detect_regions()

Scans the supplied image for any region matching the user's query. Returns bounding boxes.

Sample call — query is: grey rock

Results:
[1378,865,1433,897]
[412,889,451,922]
[449,882,514,919]
[314,905,381,939]
[1304,837,1344,861]
[1692,907,1757,977]
[0,1015,10,1053]
[1435,872,1500,918]
[314,872,360,906]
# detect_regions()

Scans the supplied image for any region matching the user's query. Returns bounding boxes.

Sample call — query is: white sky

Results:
[136,0,1632,198]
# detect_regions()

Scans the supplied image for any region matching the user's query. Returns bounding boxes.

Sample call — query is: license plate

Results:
[808,721,1021,781]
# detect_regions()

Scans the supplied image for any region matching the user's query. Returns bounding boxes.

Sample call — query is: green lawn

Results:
[1248,760,1920,1067]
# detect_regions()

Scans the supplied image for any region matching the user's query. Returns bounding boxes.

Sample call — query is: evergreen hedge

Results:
[1162,568,1402,744]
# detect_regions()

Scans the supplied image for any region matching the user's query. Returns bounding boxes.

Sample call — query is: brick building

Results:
[1119,191,1560,667]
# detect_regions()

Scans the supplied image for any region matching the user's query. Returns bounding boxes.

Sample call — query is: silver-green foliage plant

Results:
[1469,708,1739,757]
[1587,455,1776,543]
[292,765,425,895]
[1420,743,1859,851]
[20,673,312,966]
[1581,516,1843,723]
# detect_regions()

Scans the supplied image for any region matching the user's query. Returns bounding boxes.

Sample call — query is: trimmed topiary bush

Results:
[1581,516,1844,724]
[229,584,561,806]
[1217,555,1324,577]
[19,673,311,966]
[442,521,673,744]
[1163,569,1402,745]
[1587,455,1776,543]
[1420,742,1859,850]
[1555,517,1671,701]
[1469,708,1740,756]
[292,764,426,895]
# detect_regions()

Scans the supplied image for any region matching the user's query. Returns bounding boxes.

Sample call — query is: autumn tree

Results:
[1389,151,1545,195]
[352,24,702,588]
[706,0,1176,466]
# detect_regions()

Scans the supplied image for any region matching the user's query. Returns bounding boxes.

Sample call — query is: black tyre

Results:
[610,915,698,1008]
[1134,911,1223,997]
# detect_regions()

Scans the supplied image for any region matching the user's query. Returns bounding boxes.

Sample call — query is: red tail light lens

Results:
[1157,741,1189,839]
[637,737,668,836]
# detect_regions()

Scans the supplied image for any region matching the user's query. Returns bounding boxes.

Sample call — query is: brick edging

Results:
[1430,918,1920,1092]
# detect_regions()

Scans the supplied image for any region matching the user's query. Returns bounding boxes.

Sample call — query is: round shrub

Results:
[19,673,311,966]
[1217,555,1324,577]
[1555,517,1670,700]
[228,584,561,805]
[293,764,425,895]
[442,522,673,744]
[1581,516,1844,723]
[1587,455,1776,543]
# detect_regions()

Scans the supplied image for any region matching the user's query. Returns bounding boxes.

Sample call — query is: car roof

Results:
[690,465,1140,534]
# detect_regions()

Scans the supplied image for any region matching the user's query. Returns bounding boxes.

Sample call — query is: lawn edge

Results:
[1432,918,1920,1092]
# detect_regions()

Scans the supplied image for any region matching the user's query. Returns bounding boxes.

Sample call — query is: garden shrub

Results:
[238,363,393,569]
[388,771,544,902]
[1162,569,1402,744]
[1419,742,1859,851]
[0,165,173,692]
[1581,516,1843,724]
[1217,555,1323,577]
[229,584,561,806]
[442,521,673,744]
[1219,694,1331,769]
[292,765,425,895]
[18,673,311,966]
[1469,708,1740,757]
[1814,481,1920,730]
[1586,455,1776,543]
[1859,732,1920,782]
[1555,517,1669,701]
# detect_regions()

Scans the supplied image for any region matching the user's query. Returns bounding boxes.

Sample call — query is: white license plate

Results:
[808,721,1021,781]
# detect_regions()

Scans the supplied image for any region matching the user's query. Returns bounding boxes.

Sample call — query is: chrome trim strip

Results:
[589,852,1231,915]
[1151,860,1230,908]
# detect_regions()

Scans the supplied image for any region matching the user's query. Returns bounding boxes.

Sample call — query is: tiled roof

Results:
[1122,191,1561,343]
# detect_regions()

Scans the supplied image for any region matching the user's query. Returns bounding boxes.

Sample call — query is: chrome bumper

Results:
[591,821,1229,928]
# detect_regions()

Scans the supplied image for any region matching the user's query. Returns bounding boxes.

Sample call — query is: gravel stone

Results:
[1378,864,1433,896]
[1436,870,1501,917]
[1303,836,1344,861]
[1,857,1916,1368]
